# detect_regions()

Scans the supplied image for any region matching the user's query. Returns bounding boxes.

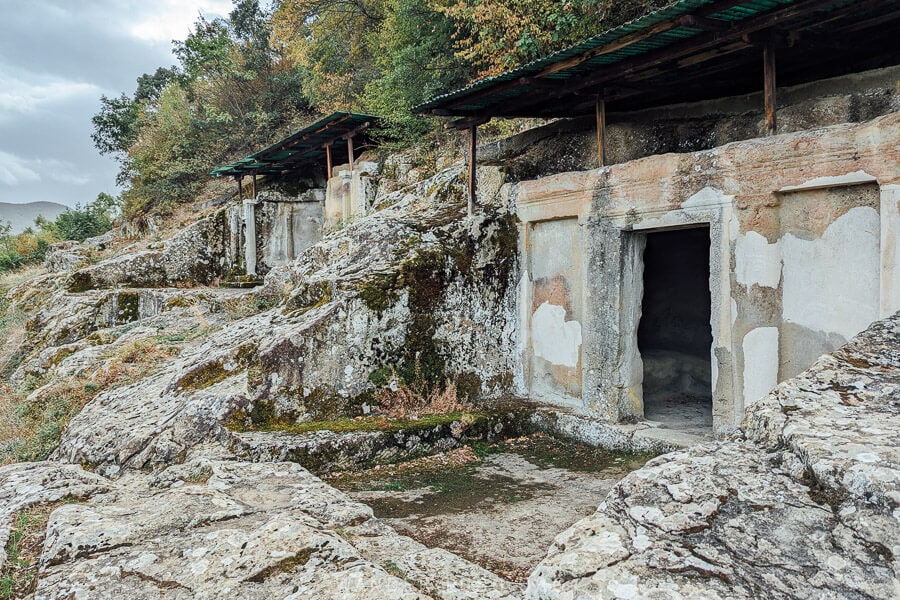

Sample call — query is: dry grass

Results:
[0,338,174,465]
[0,266,46,293]
[375,379,470,420]
[0,308,27,381]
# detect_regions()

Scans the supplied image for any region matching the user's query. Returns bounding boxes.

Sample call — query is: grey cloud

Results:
[0,0,232,206]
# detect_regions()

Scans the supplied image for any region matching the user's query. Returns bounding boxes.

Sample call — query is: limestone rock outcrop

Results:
[2,143,897,599]
[16,456,520,599]
[37,167,518,475]
[526,314,900,599]
[63,208,230,292]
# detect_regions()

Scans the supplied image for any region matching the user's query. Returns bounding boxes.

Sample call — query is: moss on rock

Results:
[174,344,257,392]
[66,272,94,294]
[115,292,140,324]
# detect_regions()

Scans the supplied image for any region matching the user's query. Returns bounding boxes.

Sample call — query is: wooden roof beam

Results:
[675,14,731,33]
[341,121,373,141]
[447,115,491,130]
[564,0,849,94]
[265,113,354,155]
[466,38,752,118]
[488,48,762,118]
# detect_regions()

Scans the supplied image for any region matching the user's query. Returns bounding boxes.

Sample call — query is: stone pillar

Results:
[350,162,380,218]
[582,221,643,423]
[285,208,295,260]
[228,205,243,269]
[880,184,900,318]
[243,199,257,277]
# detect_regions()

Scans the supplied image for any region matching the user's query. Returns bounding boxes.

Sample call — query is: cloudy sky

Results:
[0,0,236,207]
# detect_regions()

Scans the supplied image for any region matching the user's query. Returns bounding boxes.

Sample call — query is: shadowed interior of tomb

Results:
[638,227,713,429]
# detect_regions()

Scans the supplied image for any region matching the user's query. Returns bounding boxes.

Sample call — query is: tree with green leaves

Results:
[93,0,312,218]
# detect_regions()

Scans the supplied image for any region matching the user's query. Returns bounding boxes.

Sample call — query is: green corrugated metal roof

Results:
[415,0,852,114]
[211,112,379,177]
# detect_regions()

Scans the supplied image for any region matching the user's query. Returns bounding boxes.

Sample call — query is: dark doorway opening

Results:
[638,227,713,430]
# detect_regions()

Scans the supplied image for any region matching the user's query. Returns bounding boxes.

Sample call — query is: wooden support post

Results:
[325,143,333,179]
[236,176,243,201]
[347,135,355,172]
[467,124,477,217]
[764,42,777,135]
[251,172,258,199]
[596,95,607,167]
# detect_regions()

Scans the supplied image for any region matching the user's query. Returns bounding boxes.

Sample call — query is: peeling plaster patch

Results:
[743,327,779,405]
[729,209,740,241]
[777,170,877,193]
[532,301,582,368]
[782,207,880,340]
[735,231,782,288]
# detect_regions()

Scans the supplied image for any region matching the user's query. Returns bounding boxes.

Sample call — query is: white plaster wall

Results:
[532,302,582,367]
[325,171,351,229]
[734,230,781,288]
[742,327,779,405]
[880,185,900,317]
[349,162,380,218]
[781,206,881,340]
[262,202,324,268]
[511,115,900,435]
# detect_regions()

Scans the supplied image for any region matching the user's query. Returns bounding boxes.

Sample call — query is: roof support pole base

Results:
[347,136,355,173]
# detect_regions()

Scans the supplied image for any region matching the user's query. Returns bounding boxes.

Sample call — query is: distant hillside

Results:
[0,202,67,234]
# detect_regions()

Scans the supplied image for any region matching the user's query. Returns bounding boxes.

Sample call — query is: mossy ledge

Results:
[226,408,538,474]
[228,410,485,435]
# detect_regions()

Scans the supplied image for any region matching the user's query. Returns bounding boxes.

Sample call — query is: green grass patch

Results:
[1,499,78,598]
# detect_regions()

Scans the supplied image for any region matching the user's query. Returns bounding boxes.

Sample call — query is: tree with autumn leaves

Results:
[93,0,665,217]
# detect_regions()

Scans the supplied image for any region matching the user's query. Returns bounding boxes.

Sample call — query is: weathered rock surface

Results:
[345,518,523,599]
[33,459,427,599]
[0,455,521,599]
[0,462,111,571]
[51,366,251,475]
[43,240,91,272]
[63,207,229,292]
[49,167,520,474]
[3,138,897,599]
[227,410,531,474]
[526,314,900,599]
[14,285,247,355]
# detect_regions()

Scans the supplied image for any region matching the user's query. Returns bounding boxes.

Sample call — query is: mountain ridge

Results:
[0,201,68,234]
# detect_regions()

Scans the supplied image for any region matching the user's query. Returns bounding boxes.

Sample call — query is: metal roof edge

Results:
[210,111,381,176]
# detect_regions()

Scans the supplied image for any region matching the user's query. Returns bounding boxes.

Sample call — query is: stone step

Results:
[221,278,263,288]
[530,406,714,453]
